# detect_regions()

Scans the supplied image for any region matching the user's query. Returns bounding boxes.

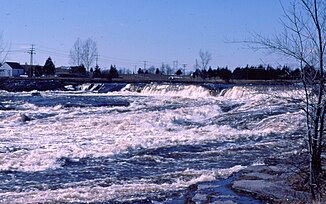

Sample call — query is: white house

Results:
[0,62,25,77]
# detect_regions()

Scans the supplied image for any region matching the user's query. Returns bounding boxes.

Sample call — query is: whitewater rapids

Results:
[0,83,305,203]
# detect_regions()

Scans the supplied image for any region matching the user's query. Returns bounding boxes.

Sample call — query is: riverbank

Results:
[231,154,326,204]
[182,153,326,204]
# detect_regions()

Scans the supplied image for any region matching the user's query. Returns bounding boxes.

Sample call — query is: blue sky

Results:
[0,0,292,71]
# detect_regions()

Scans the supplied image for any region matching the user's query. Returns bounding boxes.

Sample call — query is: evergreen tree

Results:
[137,68,144,74]
[109,65,119,78]
[43,57,55,76]
[93,65,101,78]
[175,69,183,75]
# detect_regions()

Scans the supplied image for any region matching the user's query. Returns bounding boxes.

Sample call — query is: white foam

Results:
[0,88,304,172]
[217,165,247,178]
[0,89,302,161]
[221,86,305,101]
[141,83,213,98]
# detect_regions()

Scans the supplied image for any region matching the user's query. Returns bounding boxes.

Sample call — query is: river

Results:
[0,83,305,203]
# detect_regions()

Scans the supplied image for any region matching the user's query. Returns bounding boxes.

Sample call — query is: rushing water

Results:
[0,83,305,203]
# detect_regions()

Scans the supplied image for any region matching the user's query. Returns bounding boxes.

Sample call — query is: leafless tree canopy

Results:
[0,32,8,64]
[199,49,212,70]
[82,38,98,72]
[69,38,98,71]
[245,0,325,201]
[69,38,83,67]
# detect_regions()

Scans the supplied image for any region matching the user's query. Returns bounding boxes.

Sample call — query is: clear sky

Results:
[0,0,293,71]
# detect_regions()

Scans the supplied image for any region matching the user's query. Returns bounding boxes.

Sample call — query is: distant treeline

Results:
[192,65,301,81]
[31,56,320,82]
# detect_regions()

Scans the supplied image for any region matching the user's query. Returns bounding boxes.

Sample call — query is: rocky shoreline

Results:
[231,160,311,203]
[184,154,326,204]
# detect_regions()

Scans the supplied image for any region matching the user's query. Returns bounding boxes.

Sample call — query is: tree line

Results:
[192,64,302,81]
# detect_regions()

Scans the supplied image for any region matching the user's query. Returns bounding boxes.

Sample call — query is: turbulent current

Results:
[0,83,305,203]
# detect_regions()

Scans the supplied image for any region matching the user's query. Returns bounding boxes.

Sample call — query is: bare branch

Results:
[69,38,83,66]
[198,49,212,70]
[242,0,325,201]
[0,32,8,64]
[82,38,98,72]
[69,38,98,72]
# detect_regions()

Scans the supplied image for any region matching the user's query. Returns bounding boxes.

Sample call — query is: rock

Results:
[192,193,208,203]
[20,113,32,122]
[233,179,310,202]
[31,90,41,96]
[231,164,311,203]
[239,172,275,180]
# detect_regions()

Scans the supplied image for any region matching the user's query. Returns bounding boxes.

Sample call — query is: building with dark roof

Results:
[0,62,25,77]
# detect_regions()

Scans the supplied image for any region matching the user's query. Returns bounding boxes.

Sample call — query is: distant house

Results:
[54,65,87,77]
[55,66,71,77]
[70,65,86,76]
[0,62,25,77]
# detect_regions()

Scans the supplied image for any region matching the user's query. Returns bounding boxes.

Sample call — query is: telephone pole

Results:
[143,61,147,70]
[28,44,36,77]
[182,64,187,75]
[173,60,178,70]
[95,54,99,67]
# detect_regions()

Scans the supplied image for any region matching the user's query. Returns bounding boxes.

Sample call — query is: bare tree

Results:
[82,38,98,72]
[69,38,98,72]
[199,49,212,70]
[69,38,83,66]
[163,64,173,75]
[246,0,325,201]
[0,32,8,64]
[0,33,3,63]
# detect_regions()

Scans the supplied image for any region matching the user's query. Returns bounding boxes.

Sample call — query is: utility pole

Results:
[161,62,165,74]
[28,44,36,77]
[173,60,178,70]
[95,54,99,67]
[143,61,147,70]
[182,64,187,75]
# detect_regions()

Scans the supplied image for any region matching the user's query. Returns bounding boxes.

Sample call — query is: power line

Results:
[7,49,27,53]
[27,44,36,77]
[9,42,184,69]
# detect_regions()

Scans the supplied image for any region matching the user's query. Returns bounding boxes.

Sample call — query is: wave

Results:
[220,85,303,100]
[78,83,104,92]
[74,83,218,97]
[140,83,213,98]
[73,82,302,101]
[75,83,302,101]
